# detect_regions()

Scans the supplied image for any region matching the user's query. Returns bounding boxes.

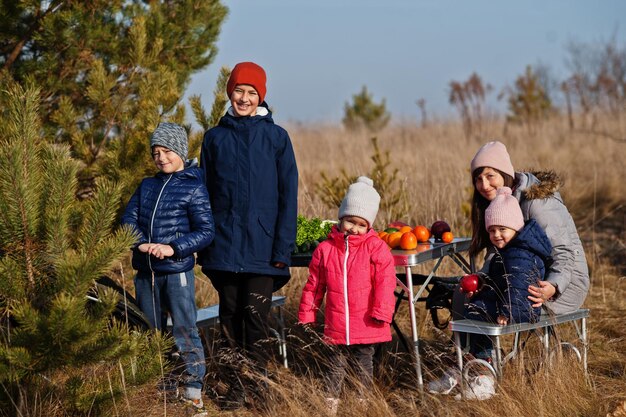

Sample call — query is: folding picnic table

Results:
[291,237,473,393]
[391,237,473,393]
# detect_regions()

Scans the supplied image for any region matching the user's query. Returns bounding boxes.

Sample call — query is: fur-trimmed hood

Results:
[515,170,564,201]
[506,170,588,315]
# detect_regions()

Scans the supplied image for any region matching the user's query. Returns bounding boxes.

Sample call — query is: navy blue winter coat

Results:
[466,219,552,324]
[121,161,215,274]
[198,105,298,285]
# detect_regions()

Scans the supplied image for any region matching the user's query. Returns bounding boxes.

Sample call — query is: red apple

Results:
[430,220,451,240]
[388,221,409,229]
[460,274,481,293]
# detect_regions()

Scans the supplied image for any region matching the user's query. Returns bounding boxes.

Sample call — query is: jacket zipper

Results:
[343,234,350,345]
[147,174,173,272]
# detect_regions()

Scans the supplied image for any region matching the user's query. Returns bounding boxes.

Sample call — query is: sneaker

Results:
[181,396,206,411]
[455,374,496,401]
[325,397,339,415]
[427,368,461,395]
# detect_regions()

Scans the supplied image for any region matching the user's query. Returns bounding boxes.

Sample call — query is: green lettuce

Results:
[294,215,336,254]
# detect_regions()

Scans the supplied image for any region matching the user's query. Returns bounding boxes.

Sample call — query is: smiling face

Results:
[487,225,517,249]
[152,145,185,173]
[339,216,369,236]
[474,167,505,201]
[230,84,260,117]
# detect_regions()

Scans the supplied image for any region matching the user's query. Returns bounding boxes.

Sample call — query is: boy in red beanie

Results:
[198,62,298,410]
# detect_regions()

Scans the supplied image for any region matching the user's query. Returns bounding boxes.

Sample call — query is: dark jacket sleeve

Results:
[121,185,148,247]
[271,130,299,265]
[199,133,212,185]
[169,184,215,258]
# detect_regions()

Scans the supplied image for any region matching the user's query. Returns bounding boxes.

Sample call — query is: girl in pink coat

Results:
[298,176,397,412]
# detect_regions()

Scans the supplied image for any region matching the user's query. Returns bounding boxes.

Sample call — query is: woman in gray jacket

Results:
[429,140,590,398]
[468,140,589,314]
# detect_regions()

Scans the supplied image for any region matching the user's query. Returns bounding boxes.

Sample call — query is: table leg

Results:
[581,317,588,376]
[494,336,502,378]
[405,267,424,393]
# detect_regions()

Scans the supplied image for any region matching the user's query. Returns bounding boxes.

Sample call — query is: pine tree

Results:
[188,65,230,160]
[0,83,165,415]
[314,138,408,229]
[504,65,553,131]
[343,86,391,132]
[0,0,228,201]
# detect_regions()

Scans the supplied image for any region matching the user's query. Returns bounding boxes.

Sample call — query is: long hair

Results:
[469,167,516,258]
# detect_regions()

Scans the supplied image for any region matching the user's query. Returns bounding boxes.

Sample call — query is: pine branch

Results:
[1,84,43,290]
[208,66,230,128]
[40,143,79,258]
[189,95,209,130]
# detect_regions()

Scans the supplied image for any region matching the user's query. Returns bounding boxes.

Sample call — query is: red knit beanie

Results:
[227,62,267,103]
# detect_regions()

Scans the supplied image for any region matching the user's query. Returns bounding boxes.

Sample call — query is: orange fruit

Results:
[378,231,388,241]
[399,231,418,250]
[412,225,430,243]
[387,231,403,249]
[441,231,454,243]
[398,225,413,234]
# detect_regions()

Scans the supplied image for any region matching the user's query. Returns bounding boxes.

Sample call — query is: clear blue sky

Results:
[183,0,626,124]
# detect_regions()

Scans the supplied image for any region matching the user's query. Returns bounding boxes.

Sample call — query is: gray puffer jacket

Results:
[512,171,589,314]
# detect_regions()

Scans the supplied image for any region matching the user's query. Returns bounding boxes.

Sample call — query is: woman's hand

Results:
[273,261,286,269]
[497,315,509,325]
[528,281,557,307]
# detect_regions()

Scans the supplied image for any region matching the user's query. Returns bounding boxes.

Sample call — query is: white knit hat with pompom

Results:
[338,176,381,227]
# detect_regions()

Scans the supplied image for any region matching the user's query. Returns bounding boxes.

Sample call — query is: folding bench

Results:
[168,295,289,368]
[448,308,589,383]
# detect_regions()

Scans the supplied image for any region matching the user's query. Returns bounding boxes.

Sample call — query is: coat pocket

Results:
[257,213,277,238]
[249,213,276,261]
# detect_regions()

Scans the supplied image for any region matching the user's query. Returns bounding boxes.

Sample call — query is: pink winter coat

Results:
[298,226,397,345]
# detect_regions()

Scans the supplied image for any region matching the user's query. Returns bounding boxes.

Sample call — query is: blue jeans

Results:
[135,270,205,396]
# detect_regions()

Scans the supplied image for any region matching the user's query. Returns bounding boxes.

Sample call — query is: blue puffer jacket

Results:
[470,219,552,324]
[121,160,215,274]
[198,105,298,284]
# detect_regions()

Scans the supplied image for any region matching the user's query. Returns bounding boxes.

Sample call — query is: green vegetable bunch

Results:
[294,215,336,254]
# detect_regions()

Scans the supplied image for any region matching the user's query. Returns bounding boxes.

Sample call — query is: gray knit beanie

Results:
[150,122,188,161]
[338,176,381,228]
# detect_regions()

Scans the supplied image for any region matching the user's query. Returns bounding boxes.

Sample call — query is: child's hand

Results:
[145,243,174,259]
[497,315,508,325]
[138,243,151,253]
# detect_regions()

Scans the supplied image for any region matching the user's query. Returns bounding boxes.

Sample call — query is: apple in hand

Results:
[460,274,482,293]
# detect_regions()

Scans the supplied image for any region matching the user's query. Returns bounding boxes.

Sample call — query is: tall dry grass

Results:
[122,113,625,417]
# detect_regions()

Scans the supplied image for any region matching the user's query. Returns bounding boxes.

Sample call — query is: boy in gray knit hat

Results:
[122,122,214,412]
[299,176,396,414]
[150,122,188,163]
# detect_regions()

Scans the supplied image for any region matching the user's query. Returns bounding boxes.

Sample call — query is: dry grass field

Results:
[129,113,625,417]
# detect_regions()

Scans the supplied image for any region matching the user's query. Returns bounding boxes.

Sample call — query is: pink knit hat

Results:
[485,187,524,231]
[470,141,515,178]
